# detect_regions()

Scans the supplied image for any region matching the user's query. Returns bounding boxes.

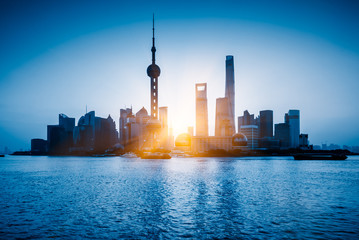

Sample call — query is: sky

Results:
[1,0,359,151]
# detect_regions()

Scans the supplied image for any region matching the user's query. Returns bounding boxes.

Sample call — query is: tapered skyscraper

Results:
[147,15,161,119]
[225,55,235,134]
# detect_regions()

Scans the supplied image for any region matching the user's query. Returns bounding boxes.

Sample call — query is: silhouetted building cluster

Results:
[30,16,173,156]
[236,109,304,150]
[118,106,172,152]
[32,112,119,155]
[187,55,310,154]
[191,55,244,153]
[72,111,118,153]
[28,16,338,156]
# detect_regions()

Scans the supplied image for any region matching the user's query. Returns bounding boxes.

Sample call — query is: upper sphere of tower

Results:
[147,64,161,78]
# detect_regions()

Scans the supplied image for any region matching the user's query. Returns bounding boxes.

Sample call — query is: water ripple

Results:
[0,155,359,239]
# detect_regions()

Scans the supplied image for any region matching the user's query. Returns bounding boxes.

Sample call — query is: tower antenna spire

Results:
[151,13,156,64]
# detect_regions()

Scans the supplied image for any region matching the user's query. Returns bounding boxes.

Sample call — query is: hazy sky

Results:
[1,0,359,151]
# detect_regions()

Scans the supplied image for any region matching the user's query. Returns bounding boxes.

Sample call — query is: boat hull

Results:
[293,154,347,160]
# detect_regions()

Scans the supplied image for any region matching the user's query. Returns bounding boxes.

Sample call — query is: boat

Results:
[121,152,138,158]
[140,152,171,159]
[0,154,4,157]
[91,153,117,157]
[293,153,347,160]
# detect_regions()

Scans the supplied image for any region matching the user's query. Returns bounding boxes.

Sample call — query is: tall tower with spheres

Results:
[147,14,161,120]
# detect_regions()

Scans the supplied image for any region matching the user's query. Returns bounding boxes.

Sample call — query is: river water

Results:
[0,155,358,239]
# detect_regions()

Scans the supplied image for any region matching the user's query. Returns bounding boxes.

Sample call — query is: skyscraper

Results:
[259,110,273,138]
[287,109,300,148]
[119,108,132,146]
[73,111,118,152]
[146,15,161,119]
[274,123,290,149]
[239,125,258,149]
[195,83,208,136]
[215,97,233,136]
[238,110,255,131]
[47,113,75,155]
[225,55,235,134]
[159,106,169,148]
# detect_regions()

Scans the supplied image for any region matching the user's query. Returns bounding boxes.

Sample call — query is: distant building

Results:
[313,145,321,150]
[191,136,233,153]
[215,97,234,136]
[159,106,169,148]
[239,125,258,149]
[258,138,280,149]
[191,134,247,153]
[47,114,75,155]
[47,125,66,154]
[119,106,170,151]
[299,134,309,148]
[352,146,359,153]
[124,107,149,151]
[328,143,340,150]
[195,83,208,136]
[287,110,300,148]
[94,115,118,152]
[59,114,75,132]
[73,111,96,152]
[259,110,273,138]
[31,138,47,154]
[274,123,290,149]
[119,108,132,146]
[225,55,235,134]
[238,110,255,130]
[73,111,118,152]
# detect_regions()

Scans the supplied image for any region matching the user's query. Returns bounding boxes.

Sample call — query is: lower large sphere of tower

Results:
[147,64,161,78]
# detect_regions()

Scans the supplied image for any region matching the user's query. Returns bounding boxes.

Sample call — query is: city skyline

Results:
[1,1,359,151]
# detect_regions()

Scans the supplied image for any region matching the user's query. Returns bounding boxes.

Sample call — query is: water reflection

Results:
[0,156,358,239]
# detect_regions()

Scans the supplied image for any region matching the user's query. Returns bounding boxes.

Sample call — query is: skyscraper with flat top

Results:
[195,83,208,136]
[225,55,235,134]
[259,110,273,138]
[287,110,300,148]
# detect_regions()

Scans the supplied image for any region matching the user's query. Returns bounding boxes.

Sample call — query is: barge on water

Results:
[293,153,347,160]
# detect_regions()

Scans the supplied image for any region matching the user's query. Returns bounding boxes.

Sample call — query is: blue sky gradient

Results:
[1,0,359,150]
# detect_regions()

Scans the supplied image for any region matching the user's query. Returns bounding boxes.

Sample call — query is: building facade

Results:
[259,110,273,138]
[225,55,235,134]
[47,113,75,155]
[215,97,234,136]
[240,125,259,149]
[238,110,256,130]
[274,123,290,149]
[195,83,208,136]
[191,136,233,153]
[287,110,300,148]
